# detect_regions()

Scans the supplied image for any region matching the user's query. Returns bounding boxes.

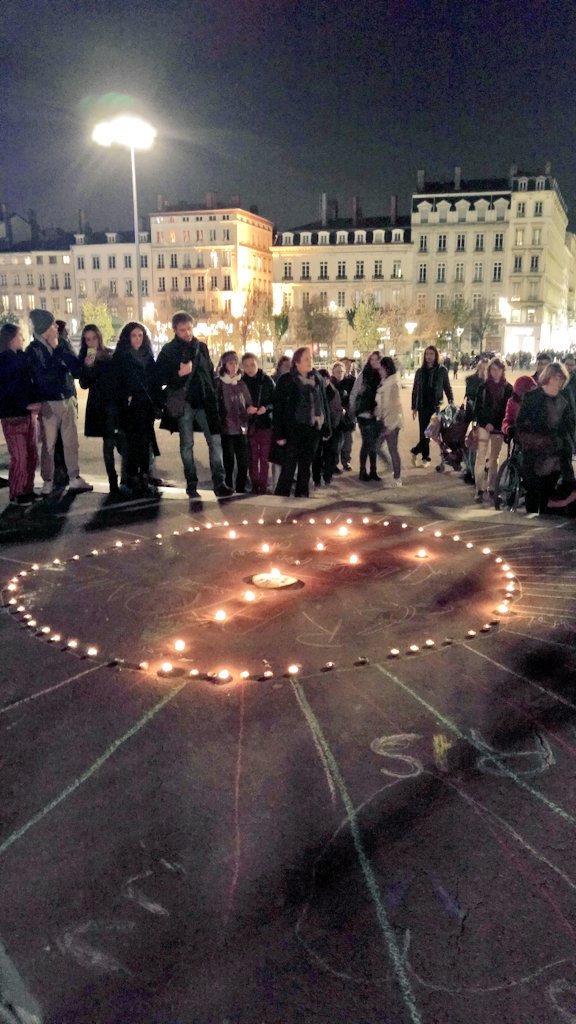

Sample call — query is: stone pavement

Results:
[0,391,576,1024]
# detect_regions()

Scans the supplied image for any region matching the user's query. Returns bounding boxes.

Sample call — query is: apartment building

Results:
[71,231,152,324]
[0,248,76,334]
[272,168,576,357]
[411,164,573,353]
[272,195,412,347]
[150,199,274,324]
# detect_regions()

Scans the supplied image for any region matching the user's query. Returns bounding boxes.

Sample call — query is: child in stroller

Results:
[426,403,470,473]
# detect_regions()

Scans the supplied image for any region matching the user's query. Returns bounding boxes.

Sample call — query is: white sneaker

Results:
[68,476,93,493]
[41,481,53,496]
[392,478,403,487]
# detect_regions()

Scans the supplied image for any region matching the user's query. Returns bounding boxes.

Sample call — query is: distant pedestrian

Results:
[410,346,453,466]
[273,346,329,498]
[216,351,252,493]
[452,360,459,379]
[113,321,161,497]
[472,357,512,503]
[79,324,122,496]
[349,351,382,481]
[375,356,403,486]
[241,352,274,495]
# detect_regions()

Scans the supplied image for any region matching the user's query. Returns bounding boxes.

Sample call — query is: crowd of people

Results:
[1,307,575,515]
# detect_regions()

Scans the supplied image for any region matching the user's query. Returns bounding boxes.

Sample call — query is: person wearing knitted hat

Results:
[26,309,93,496]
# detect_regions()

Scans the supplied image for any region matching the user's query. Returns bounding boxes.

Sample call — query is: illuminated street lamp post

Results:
[92,116,156,321]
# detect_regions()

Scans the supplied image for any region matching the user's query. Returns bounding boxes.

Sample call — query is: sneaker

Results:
[342,464,352,472]
[68,476,93,493]
[474,491,484,504]
[411,453,419,468]
[392,479,403,487]
[214,482,234,498]
[41,481,53,496]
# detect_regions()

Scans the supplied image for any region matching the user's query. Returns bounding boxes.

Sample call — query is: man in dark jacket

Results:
[156,311,232,498]
[26,309,92,496]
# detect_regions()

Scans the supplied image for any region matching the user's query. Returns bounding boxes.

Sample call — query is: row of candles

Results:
[1,515,518,683]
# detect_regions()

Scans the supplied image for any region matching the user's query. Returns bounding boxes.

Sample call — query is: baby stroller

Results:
[426,403,469,473]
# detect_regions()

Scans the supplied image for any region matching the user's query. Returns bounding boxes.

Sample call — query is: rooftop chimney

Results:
[454,166,462,190]
[319,192,328,227]
[416,169,425,191]
[509,163,518,181]
[389,194,398,225]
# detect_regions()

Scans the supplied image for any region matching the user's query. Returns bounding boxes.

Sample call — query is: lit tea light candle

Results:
[139,661,149,670]
[409,644,419,653]
[72,554,80,561]
[189,668,200,677]
[363,517,370,525]
[214,609,227,621]
[416,549,428,559]
[338,526,348,537]
[425,639,435,648]
[349,554,359,565]
[8,598,17,606]
[227,530,237,540]
[53,558,61,565]
[86,646,98,657]
[115,541,123,548]
[67,640,78,649]
[496,603,510,615]
[389,648,400,658]
[287,664,300,675]
[480,624,491,633]
[31,564,39,571]
[6,583,17,592]
[401,523,408,529]
[453,535,460,541]
[205,523,213,529]
[326,518,332,524]
[309,518,316,524]
[155,533,163,539]
[27,620,37,628]
[505,571,515,580]
[495,557,503,564]
[216,669,231,682]
[243,590,256,602]
[257,518,264,525]
[50,634,61,643]
[251,567,300,589]
[261,543,270,553]
[417,526,424,533]
[240,670,250,680]
[262,669,274,679]
[322,662,335,672]
[383,521,389,526]
[467,630,476,637]
[502,564,510,572]
[433,530,442,538]
[91,549,99,556]
[315,542,325,551]
[346,517,353,524]
[17,605,25,613]
[482,547,491,555]
[466,542,473,549]
[41,626,51,634]
[174,639,186,652]
[19,571,27,577]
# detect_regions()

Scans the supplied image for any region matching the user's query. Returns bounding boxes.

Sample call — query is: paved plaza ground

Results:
[0,379,575,1024]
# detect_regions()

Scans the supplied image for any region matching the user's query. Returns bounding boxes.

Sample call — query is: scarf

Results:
[294,371,324,429]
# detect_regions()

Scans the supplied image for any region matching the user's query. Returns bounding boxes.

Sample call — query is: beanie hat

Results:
[514,374,537,398]
[29,308,55,335]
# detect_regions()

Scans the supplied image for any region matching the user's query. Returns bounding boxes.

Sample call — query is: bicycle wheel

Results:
[495,458,521,511]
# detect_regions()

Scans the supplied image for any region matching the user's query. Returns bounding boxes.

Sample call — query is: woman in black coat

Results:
[79,324,122,495]
[0,323,39,505]
[113,322,161,496]
[516,362,575,514]
[273,346,330,498]
[410,346,453,465]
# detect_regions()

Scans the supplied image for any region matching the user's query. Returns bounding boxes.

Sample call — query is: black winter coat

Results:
[156,335,221,435]
[79,351,118,437]
[0,349,37,418]
[411,364,453,411]
[272,368,331,440]
[242,369,275,430]
[516,387,575,478]
[113,348,160,435]
[474,379,513,431]
[26,338,80,401]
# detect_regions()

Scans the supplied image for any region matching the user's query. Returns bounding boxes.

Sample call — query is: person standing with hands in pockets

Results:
[156,311,232,499]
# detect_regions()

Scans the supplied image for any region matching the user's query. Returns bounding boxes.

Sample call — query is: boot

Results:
[108,472,119,496]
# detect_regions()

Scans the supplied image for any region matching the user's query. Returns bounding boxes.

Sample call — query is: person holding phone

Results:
[157,310,232,499]
[78,324,123,497]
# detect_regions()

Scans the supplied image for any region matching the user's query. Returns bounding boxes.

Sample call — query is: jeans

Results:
[411,404,436,459]
[248,427,272,493]
[339,427,353,467]
[475,427,504,493]
[221,433,249,491]
[178,405,225,492]
[358,417,380,473]
[380,427,402,479]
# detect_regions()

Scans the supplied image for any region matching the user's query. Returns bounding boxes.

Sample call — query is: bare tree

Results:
[470,299,499,352]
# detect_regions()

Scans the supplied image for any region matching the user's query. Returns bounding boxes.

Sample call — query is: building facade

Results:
[272,169,576,358]
[0,248,76,333]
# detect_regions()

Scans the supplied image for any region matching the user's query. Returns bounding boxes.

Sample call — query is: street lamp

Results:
[92,115,156,320]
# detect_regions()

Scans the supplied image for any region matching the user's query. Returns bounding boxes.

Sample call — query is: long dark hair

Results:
[116,321,153,357]
[421,345,439,368]
[0,323,20,353]
[79,323,109,362]
[380,356,397,377]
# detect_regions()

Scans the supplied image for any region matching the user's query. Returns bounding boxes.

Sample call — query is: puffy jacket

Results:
[26,337,80,401]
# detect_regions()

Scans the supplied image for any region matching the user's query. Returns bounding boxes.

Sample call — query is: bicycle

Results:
[494,438,524,511]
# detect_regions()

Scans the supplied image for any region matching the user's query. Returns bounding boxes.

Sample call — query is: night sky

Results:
[3,0,576,233]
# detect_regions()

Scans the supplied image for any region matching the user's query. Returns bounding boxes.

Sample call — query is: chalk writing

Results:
[370,734,423,778]
[433,734,453,772]
[471,728,555,777]
[57,919,135,974]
